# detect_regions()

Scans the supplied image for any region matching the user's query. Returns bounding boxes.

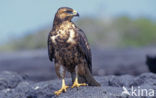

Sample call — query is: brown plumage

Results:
[48,7,100,95]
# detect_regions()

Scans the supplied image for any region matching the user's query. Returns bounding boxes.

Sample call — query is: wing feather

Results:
[48,32,54,61]
[77,29,92,73]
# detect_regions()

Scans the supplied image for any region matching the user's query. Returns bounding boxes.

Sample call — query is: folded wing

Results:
[77,29,92,73]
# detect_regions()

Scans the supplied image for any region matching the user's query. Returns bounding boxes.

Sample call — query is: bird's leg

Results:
[72,66,87,88]
[71,76,87,88]
[54,79,69,95]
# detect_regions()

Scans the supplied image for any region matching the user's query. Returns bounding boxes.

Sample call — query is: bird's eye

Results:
[65,11,73,14]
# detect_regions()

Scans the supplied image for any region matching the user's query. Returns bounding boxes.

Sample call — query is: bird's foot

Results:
[72,80,87,88]
[54,85,69,95]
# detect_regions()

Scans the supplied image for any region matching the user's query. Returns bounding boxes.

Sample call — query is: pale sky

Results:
[0,0,156,44]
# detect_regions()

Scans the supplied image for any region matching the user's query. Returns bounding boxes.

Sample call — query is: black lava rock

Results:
[0,71,26,90]
[146,54,156,73]
[0,71,156,98]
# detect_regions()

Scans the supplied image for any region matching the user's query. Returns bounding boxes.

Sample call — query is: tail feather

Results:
[71,66,100,86]
[82,65,100,86]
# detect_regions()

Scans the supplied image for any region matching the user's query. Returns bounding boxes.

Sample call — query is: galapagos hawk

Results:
[48,7,100,95]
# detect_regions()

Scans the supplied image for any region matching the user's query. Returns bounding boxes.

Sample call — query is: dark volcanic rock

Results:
[0,71,26,90]
[0,47,154,82]
[0,71,156,98]
[146,54,156,73]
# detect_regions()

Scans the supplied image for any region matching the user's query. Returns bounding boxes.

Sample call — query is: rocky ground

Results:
[0,47,156,98]
[0,47,155,81]
[0,71,156,98]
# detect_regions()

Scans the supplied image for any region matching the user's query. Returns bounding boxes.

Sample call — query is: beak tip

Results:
[73,10,79,17]
[77,13,80,17]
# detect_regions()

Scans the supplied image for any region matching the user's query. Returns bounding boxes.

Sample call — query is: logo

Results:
[122,86,155,97]
[122,86,130,96]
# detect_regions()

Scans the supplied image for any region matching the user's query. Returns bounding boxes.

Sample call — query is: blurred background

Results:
[0,0,156,81]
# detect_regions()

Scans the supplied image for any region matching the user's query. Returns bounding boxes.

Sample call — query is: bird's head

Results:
[55,7,79,21]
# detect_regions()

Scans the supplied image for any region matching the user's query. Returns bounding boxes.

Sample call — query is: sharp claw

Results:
[72,83,87,88]
[64,86,69,92]
[54,91,61,96]
[54,79,69,96]
[72,77,87,88]
[54,85,69,95]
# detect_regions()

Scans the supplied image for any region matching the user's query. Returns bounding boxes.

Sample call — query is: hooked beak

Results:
[73,10,79,17]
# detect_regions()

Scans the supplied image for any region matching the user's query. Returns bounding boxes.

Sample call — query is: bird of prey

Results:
[48,7,100,95]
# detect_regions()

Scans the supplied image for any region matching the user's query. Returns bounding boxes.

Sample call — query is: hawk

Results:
[48,7,100,95]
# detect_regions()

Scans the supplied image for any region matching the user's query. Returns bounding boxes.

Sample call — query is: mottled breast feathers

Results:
[48,22,92,72]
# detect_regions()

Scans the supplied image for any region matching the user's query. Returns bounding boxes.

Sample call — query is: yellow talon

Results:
[72,77,87,88]
[54,79,69,96]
